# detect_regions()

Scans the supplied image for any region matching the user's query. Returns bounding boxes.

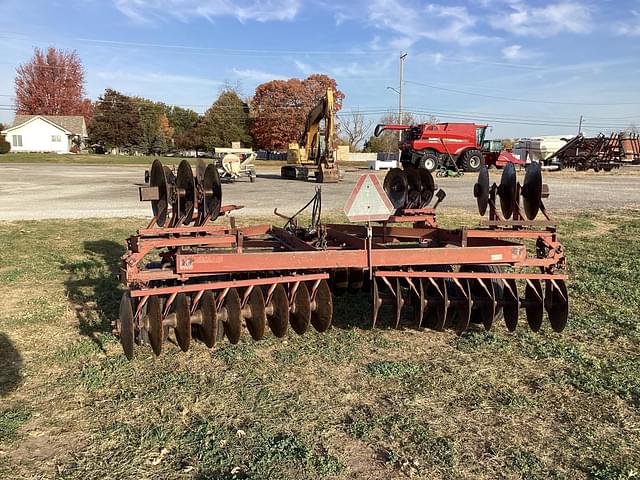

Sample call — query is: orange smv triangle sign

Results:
[343,173,394,222]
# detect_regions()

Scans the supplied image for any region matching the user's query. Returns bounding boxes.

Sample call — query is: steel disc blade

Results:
[176,160,196,225]
[412,279,426,329]
[290,283,312,335]
[348,268,364,293]
[545,280,569,332]
[199,291,218,348]
[424,278,448,331]
[223,288,242,344]
[245,288,266,340]
[195,158,206,182]
[174,293,191,352]
[268,284,289,338]
[498,162,517,219]
[383,168,408,210]
[474,165,490,216]
[201,163,222,224]
[502,279,519,331]
[118,291,135,360]
[147,295,163,356]
[404,168,422,209]
[330,268,349,296]
[311,279,333,332]
[418,168,435,207]
[475,278,497,331]
[522,162,543,220]
[150,160,170,227]
[525,280,544,332]
[450,279,472,333]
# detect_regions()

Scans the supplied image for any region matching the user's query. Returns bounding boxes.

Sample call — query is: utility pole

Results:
[577,115,583,135]
[398,52,407,150]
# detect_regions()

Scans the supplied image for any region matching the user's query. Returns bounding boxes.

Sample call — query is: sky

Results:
[0,0,639,138]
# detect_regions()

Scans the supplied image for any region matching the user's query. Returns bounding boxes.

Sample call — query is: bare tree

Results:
[339,110,373,151]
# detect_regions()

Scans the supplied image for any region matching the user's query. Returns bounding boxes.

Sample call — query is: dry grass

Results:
[0,211,639,479]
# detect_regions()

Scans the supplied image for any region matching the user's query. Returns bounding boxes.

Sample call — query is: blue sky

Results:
[0,0,639,138]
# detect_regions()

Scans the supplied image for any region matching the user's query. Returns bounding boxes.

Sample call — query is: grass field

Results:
[0,210,639,479]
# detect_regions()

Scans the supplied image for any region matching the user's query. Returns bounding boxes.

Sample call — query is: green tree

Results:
[135,98,169,155]
[200,90,252,150]
[88,89,141,152]
[165,105,200,137]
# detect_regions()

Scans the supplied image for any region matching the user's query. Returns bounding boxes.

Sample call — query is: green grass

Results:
[0,210,639,479]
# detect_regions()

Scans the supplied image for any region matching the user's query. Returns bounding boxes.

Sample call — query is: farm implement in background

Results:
[547,132,640,171]
[116,160,569,359]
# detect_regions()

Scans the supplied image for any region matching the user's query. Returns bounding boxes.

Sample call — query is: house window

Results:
[12,135,22,147]
[51,135,61,142]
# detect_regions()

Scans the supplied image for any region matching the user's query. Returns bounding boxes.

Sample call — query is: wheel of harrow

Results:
[474,165,490,216]
[404,168,422,209]
[290,283,311,335]
[460,265,503,330]
[545,279,569,332]
[330,268,349,296]
[502,279,520,332]
[223,288,242,344]
[173,293,191,352]
[424,277,449,331]
[498,162,517,219]
[244,288,266,341]
[521,162,543,220]
[447,278,473,333]
[267,284,289,338]
[118,291,135,360]
[383,168,408,211]
[310,279,333,332]
[417,168,435,207]
[348,268,365,293]
[198,291,219,348]
[175,160,197,225]
[146,295,163,356]
[150,160,171,227]
[200,163,222,224]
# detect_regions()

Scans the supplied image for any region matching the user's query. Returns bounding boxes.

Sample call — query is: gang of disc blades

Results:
[245,288,266,341]
[176,160,196,225]
[268,284,289,338]
[311,279,333,332]
[403,168,422,209]
[290,282,311,335]
[383,167,408,211]
[119,291,135,360]
[418,168,435,207]
[147,295,163,356]
[223,288,242,345]
[201,163,222,223]
[174,293,191,352]
[498,162,517,219]
[150,160,170,227]
[474,165,490,216]
[522,161,543,220]
[199,291,218,348]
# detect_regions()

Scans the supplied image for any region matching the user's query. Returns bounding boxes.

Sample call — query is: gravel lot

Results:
[0,163,639,220]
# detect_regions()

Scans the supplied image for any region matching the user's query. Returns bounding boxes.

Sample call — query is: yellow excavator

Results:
[281,88,341,183]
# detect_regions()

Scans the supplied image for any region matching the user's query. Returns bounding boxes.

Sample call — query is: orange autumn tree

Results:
[250,74,344,151]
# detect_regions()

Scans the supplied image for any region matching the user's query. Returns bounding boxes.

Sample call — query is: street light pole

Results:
[399,51,407,126]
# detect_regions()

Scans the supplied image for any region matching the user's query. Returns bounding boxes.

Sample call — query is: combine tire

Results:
[461,149,484,172]
[419,152,438,172]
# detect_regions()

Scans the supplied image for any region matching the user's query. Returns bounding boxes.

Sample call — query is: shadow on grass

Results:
[62,240,125,352]
[0,333,23,396]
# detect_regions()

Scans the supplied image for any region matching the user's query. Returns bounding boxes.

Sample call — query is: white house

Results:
[1,115,87,153]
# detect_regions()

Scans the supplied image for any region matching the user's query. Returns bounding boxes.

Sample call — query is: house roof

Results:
[9,115,86,135]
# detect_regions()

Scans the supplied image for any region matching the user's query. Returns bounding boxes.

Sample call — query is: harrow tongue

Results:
[115,161,569,359]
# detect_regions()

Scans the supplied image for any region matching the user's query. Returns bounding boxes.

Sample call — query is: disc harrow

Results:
[114,161,569,359]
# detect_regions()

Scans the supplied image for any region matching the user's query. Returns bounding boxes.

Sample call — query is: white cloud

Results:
[96,70,221,87]
[232,68,287,83]
[501,44,523,60]
[493,1,592,36]
[293,59,311,74]
[114,0,301,23]
[617,10,640,36]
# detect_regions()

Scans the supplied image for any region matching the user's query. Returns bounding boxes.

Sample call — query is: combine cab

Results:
[482,139,524,169]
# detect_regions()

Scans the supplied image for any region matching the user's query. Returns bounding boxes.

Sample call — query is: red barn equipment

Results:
[115,160,569,359]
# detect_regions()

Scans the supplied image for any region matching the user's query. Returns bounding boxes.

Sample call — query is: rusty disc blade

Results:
[201,163,222,224]
[545,279,569,332]
[268,284,289,338]
[147,295,163,356]
[176,160,196,225]
[403,168,422,209]
[412,278,425,329]
[474,165,490,216]
[424,277,448,331]
[150,160,170,227]
[502,279,519,332]
[348,268,364,293]
[522,161,542,220]
[418,168,435,207]
[371,277,381,329]
[525,280,544,332]
[245,288,266,341]
[290,283,311,335]
[383,167,408,211]
[330,268,349,296]
[311,279,333,332]
[118,291,135,360]
[198,291,218,348]
[174,293,191,352]
[498,162,517,219]
[223,288,242,344]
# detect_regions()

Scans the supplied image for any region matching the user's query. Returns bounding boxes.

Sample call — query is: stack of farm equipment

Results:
[546,132,640,171]
[115,159,569,359]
